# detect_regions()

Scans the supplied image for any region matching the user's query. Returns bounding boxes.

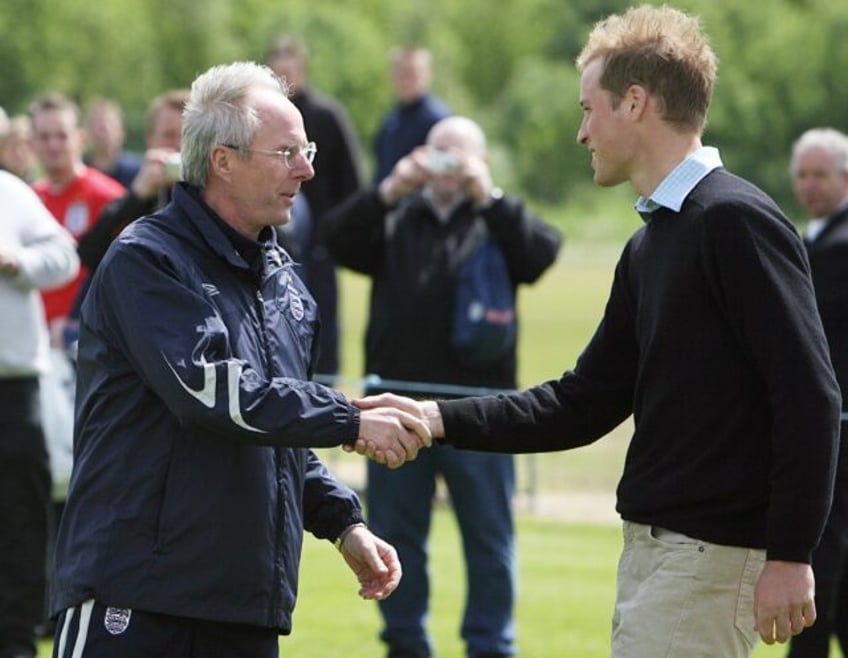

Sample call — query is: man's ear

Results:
[625,84,649,119]
[210,144,235,180]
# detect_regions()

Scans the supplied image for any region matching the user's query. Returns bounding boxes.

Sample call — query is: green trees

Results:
[3,0,845,212]
[693,0,848,211]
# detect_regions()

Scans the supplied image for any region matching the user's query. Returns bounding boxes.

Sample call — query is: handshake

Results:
[347,394,445,469]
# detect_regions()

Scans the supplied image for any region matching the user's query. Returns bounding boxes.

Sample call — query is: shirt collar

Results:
[635,146,723,220]
[806,200,848,242]
[422,186,470,224]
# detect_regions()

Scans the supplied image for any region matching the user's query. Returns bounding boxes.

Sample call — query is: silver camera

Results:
[426,151,460,176]
[163,152,182,180]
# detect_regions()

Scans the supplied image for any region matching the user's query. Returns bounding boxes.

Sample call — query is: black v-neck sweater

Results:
[438,168,841,562]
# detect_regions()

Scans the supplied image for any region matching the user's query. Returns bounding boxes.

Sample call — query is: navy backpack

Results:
[451,221,517,367]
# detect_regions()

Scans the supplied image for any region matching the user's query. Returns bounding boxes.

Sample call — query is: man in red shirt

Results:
[30,92,125,344]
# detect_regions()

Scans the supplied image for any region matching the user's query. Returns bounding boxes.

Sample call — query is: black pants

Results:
[0,377,51,658]
[787,473,848,657]
[53,602,280,658]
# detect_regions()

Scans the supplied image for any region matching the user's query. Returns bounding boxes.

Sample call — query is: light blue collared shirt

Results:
[635,146,723,219]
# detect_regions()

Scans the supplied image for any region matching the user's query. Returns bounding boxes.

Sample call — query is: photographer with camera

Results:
[324,116,562,658]
[76,89,189,271]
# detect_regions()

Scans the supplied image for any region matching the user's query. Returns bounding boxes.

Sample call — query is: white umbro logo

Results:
[202,283,220,296]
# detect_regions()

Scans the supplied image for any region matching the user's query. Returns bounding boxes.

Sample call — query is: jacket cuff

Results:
[341,405,360,446]
[330,512,367,546]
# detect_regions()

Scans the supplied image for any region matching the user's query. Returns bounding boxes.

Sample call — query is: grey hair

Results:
[790,127,848,176]
[181,61,290,187]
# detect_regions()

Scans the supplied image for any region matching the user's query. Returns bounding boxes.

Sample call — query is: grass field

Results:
[279,511,842,658]
[37,511,841,657]
[37,235,842,657]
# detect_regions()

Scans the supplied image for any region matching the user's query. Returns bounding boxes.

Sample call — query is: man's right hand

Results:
[377,147,432,206]
[355,406,433,468]
[356,394,445,439]
[130,148,180,200]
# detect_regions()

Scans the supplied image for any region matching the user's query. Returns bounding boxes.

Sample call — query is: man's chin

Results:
[593,171,626,189]
[270,211,291,227]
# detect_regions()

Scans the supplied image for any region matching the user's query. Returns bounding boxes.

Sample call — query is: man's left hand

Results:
[338,525,402,600]
[754,560,816,644]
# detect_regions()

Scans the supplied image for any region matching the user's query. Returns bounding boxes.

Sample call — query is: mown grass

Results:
[280,511,839,658]
[282,512,620,658]
[38,510,840,657]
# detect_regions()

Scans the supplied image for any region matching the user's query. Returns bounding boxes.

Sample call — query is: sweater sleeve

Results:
[701,202,841,562]
[438,245,637,452]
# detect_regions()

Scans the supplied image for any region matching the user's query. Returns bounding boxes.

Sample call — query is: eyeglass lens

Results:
[285,143,317,167]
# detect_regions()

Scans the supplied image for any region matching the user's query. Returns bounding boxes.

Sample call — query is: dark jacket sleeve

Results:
[323,100,365,209]
[84,239,360,448]
[78,191,156,270]
[437,247,637,452]
[321,187,389,275]
[302,450,365,542]
[482,195,563,284]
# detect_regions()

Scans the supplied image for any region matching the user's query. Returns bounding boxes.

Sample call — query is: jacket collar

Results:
[170,183,279,271]
[806,203,848,247]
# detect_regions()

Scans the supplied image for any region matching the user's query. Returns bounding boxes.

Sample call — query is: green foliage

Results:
[689,0,848,209]
[4,0,848,214]
[497,58,585,202]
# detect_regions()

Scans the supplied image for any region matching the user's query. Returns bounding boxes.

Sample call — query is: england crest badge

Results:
[104,607,132,635]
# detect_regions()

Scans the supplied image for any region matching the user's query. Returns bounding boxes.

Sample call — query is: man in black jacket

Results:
[786,127,848,658]
[51,61,429,658]
[266,35,366,379]
[353,6,841,658]
[325,115,562,658]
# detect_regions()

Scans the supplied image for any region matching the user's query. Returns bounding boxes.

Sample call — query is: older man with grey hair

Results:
[49,61,430,658]
[786,127,848,658]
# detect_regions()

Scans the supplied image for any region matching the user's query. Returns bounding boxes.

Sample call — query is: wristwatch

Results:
[477,186,504,210]
[334,522,367,552]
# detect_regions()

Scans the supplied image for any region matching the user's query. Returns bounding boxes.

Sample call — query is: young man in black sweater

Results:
[352,5,842,657]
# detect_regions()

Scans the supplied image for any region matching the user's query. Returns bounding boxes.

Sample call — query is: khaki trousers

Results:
[611,521,765,658]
